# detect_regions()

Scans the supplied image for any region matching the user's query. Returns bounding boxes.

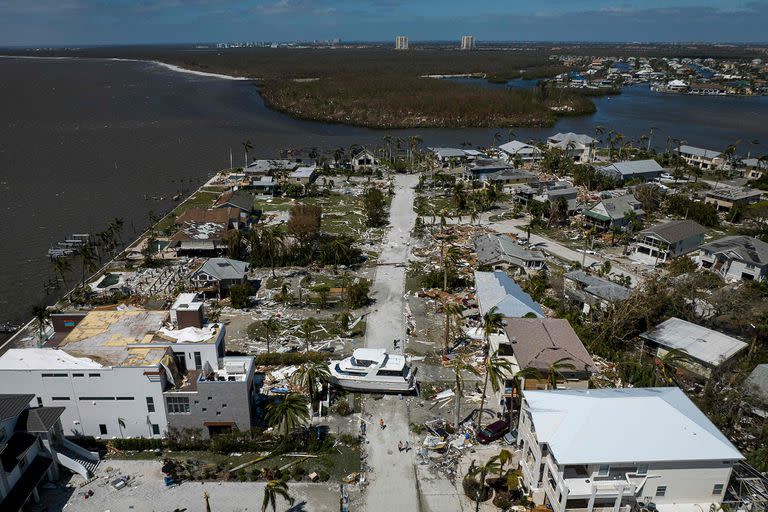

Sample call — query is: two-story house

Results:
[584,194,644,231]
[0,394,100,511]
[698,235,768,282]
[517,387,743,512]
[634,220,706,264]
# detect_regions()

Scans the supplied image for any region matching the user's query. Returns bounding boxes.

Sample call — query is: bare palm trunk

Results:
[454,389,461,430]
[477,363,490,430]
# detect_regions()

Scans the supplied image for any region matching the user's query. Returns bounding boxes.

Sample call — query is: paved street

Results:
[363,174,421,512]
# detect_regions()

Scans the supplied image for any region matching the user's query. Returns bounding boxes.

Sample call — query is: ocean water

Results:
[1,57,767,341]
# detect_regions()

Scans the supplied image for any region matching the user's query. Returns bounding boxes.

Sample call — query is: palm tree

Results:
[78,244,98,287]
[265,393,309,436]
[654,348,688,386]
[505,367,538,427]
[449,359,479,429]
[242,139,254,168]
[442,300,464,356]
[261,479,294,512]
[467,457,501,512]
[262,316,282,353]
[746,139,760,160]
[476,305,507,429]
[32,304,50,346]
[300,317,319,352]
[117,417,126,438]
[52,257,71,287]
[646,126,656,153]
[442,245,461,291]
[478,350,513,430]
[262,226,285,278]
[291,361,332,420]
[546,357,576,389]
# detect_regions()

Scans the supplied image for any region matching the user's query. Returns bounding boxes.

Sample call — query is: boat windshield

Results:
[350,357,375,367]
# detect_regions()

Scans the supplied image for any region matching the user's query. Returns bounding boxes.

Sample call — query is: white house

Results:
[498,140,543,163]
[352,149,379,171]
[698,235,768,282]
[547,133,597,163]
[0,307,256,440]
[677,145,725,170]
[517,387,743,512]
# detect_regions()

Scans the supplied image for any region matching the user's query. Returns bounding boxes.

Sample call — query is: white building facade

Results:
[517,388,743,512]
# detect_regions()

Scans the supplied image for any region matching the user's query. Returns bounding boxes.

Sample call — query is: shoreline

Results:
[0,54,251,81]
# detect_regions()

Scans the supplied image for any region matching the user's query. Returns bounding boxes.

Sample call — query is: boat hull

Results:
[329,375,416,394]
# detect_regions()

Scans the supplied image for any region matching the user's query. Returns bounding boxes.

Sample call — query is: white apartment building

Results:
[0,307,255,439]
[461,35,475,50]
[517,388,743,512]
[395,35,408,50]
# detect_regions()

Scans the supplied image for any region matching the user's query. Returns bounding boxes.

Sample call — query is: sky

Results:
[1,0,767,47]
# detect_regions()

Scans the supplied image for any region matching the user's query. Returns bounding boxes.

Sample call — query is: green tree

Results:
[546,357,576,389]
[300,317,319,352]
[78,244,98,287]
[52,257,71,288]
[265,393,309,436]
[362,187,387,227]
[291,361,332,421]
[477,350,513,430]
[32,303,50,346]
[449,358,479,430]
[466,457,501,512]
[261,479,294,512]
[228,283,251,309]
[442,300,464,356]
[346,279,371,309]
[262,316,282,354]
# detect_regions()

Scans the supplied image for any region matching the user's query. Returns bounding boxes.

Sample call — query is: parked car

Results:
[476,420,509,444]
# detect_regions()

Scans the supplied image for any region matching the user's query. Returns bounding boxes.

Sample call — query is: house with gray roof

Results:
[474,270,543,318]
[498,140,543,163]
[563,270,631,313]
[547,133,596,163]
[427,147,475,167]
[0,393,99,511]
[678,145,725,170]
[287,166,317,185]
[245,159,298,176]
[640,317,748,378]
[191,258,250,298]
[474,234,546,272]
[596,159,664,183]
[478,168,538,189]
[634,219,706,264]
[704,186,762,212]
[698,235,768,282]
[584,194,644,230]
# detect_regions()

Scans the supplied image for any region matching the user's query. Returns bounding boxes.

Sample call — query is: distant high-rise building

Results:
[461,35,475,50]
[395,35,409,50]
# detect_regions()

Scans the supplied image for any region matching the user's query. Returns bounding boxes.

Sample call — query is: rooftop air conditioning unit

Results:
[224,361,246,374]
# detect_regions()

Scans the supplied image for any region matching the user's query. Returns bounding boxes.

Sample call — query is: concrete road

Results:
[363,174,421,512]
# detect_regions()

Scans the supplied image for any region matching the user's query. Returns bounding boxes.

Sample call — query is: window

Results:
[79,397,115,401]
[636,465,648,476]
[73,373,84,377]
[146,397,155,413]
[194,352,202,370]
[222,403,227,408]
[51,397,70,401]
[713,484,724,495]
[88,373,101,378]
[116,397,134,401]
[99,424,108,435]
[655,486,667,497]
[166,396,190,414]
[36,397,43,407]
[597,465,610,477]
[41,373,67,377]
[151,424,160,436]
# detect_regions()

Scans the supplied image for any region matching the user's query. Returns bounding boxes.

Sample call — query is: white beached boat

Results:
[329,348,417,393]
